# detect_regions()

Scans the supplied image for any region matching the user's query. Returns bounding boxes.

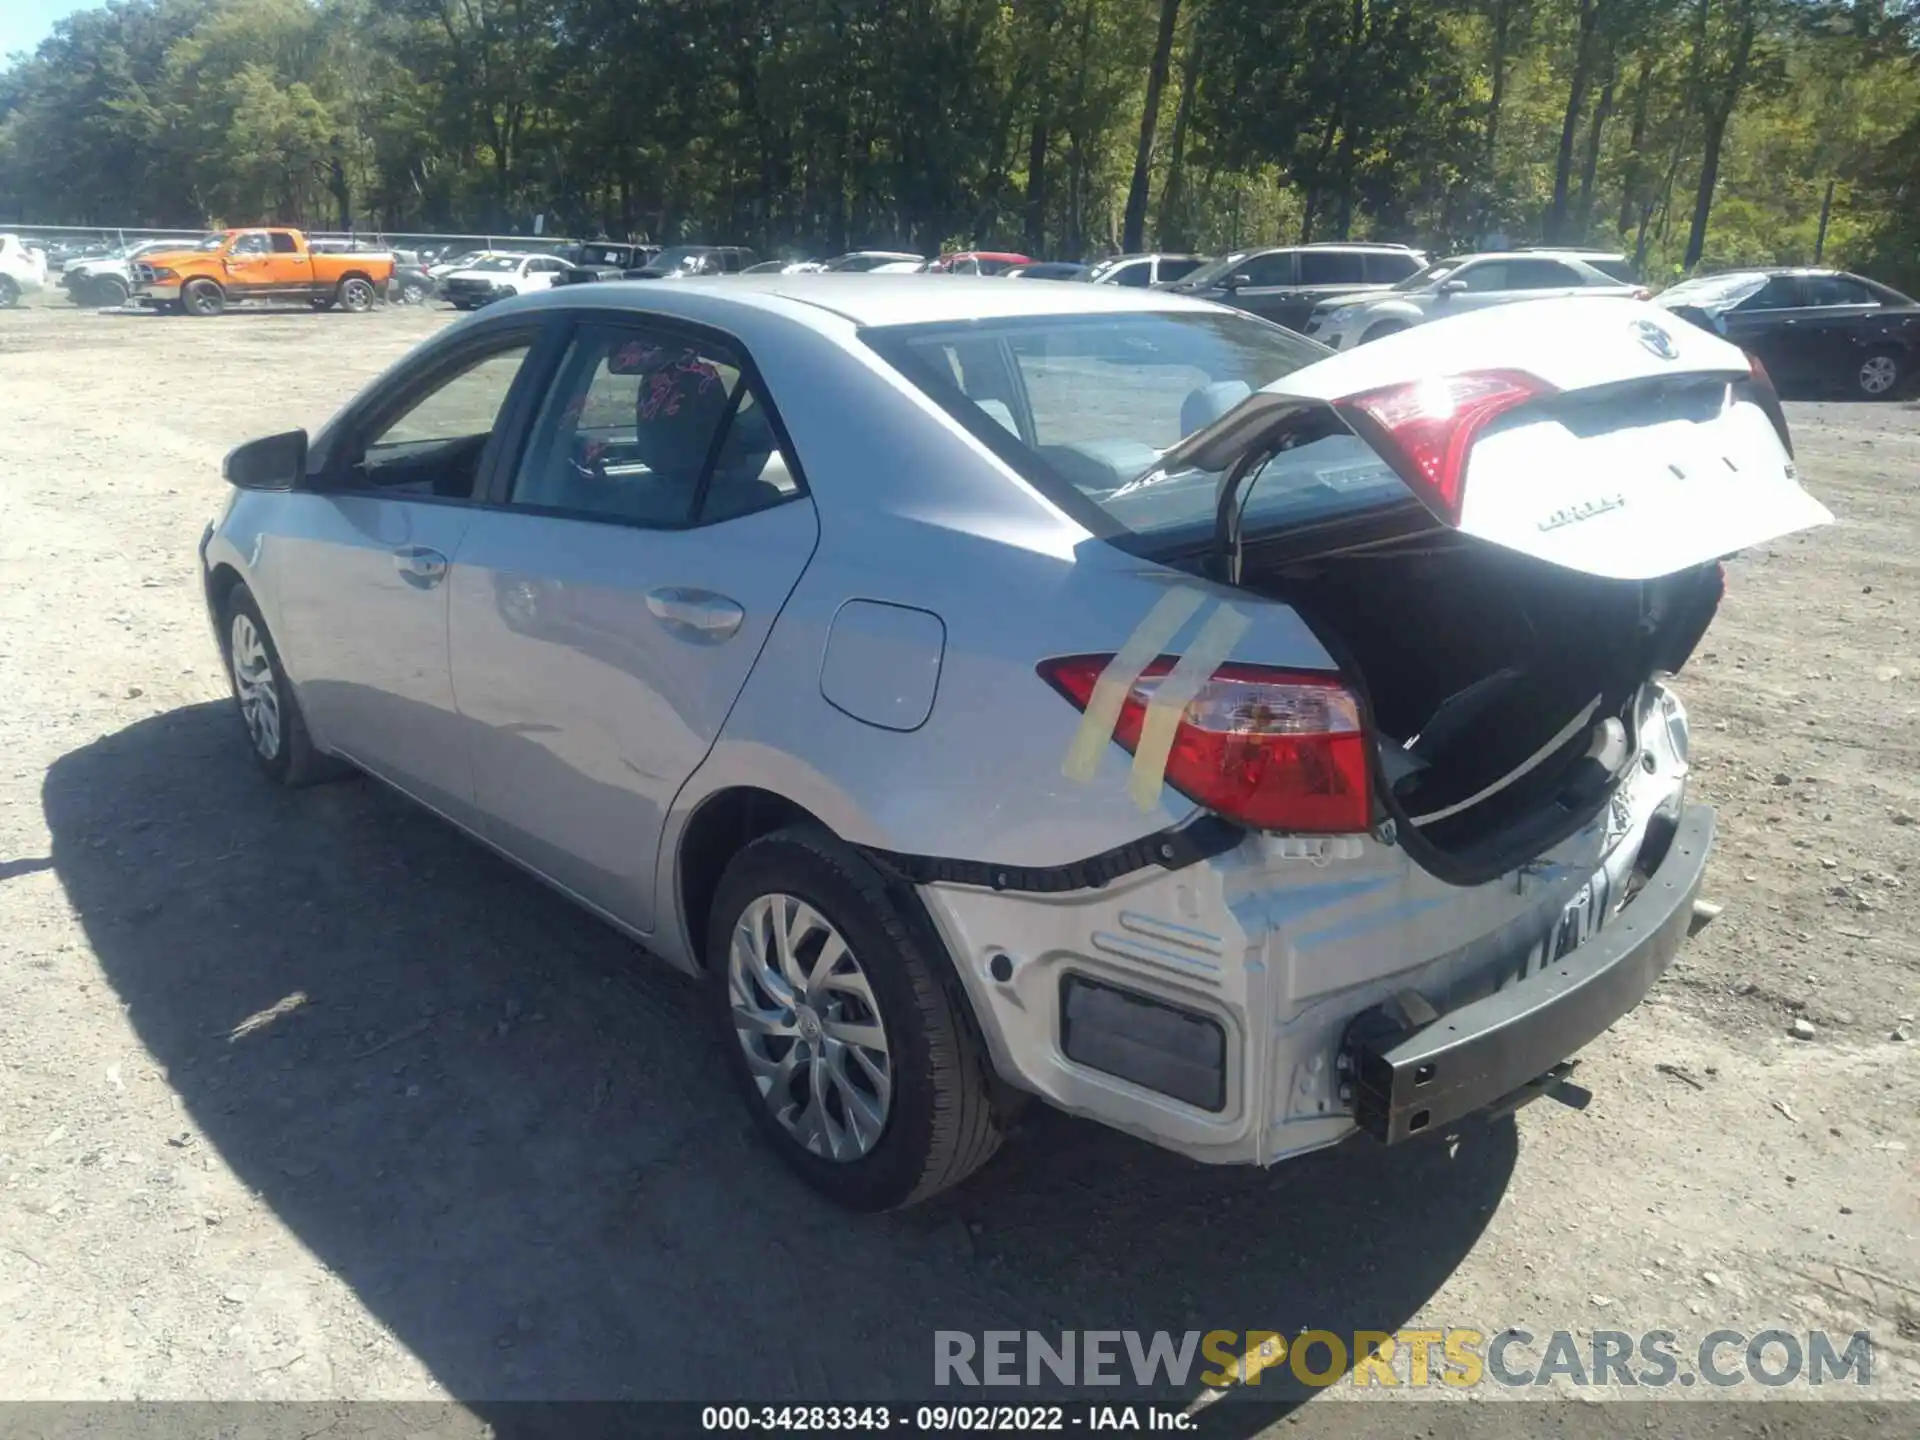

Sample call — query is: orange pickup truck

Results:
[131,227,394,316]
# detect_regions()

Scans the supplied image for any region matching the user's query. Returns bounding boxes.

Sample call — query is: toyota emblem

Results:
[1633,318,1679,360]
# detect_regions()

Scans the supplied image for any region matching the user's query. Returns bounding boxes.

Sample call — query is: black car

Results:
[1156,242,1428,332]
[1657,268,1919,400]
[627,245,759,278]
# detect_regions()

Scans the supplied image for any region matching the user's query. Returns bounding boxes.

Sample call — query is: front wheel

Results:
[221,585,348,788]
[707,828,1005,1211]
[93,275,130,308]
[1856,349,1904,400]
[337,277,377,312]
[181,278,225,317]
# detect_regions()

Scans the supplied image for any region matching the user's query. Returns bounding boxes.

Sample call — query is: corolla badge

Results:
[1633,318,1680,360]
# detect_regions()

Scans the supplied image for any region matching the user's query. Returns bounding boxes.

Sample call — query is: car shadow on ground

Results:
[43,701,1516,1419]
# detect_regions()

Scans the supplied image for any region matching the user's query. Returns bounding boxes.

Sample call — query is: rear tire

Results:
[0,277,20,309]
[1360,320,1411,345]
[1856,349,1904,401]
[181,279,225,317]
[337,276,377,312]
[221,585,349,788]
[706,826,1005,1211]
[93,275,129,308]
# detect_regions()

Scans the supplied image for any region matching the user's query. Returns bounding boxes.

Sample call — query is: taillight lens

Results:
[1039,656,1371,832]
[1334,370,1552,526]
[1632,286,1653,301]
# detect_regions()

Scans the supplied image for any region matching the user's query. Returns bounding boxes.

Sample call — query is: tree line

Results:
[2,0,1917,288]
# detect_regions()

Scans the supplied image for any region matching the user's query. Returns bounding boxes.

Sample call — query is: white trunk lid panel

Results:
[1262,297,1833,580]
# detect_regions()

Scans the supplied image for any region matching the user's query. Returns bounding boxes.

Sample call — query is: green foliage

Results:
[0,0,1915,282]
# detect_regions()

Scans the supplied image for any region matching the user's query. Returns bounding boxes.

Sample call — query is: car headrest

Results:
[974,399,1020,437]
[631,351,734,479]
[1181,380,1254,437]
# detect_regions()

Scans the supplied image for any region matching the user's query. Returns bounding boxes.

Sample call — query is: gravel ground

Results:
[0,298,1916,1418]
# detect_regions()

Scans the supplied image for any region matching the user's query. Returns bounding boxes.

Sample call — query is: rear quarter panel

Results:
[653,298,1336,959]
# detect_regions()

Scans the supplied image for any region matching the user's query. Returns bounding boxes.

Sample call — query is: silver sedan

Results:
[201,276,1828,1209]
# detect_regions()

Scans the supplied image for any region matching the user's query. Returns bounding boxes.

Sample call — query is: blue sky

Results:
[2,0,103,62]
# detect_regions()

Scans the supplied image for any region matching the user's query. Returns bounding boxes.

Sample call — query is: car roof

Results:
[508,273,1218,329]
[1442,250,1623,263]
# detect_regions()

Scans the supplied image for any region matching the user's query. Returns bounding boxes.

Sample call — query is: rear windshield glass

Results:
[862,310,1409,543]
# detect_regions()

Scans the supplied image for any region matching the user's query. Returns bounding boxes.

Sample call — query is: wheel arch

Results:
[674,786,823,972]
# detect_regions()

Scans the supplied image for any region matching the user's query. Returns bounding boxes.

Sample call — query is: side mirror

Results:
[1224,272,1253,290]
[223,429,307,491]
[1439,279,1469,296]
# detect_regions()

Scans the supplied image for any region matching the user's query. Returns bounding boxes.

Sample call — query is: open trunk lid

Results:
[1154,296,1831,582]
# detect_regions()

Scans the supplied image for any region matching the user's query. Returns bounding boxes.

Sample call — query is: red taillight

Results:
[1632,286,1653,301]
[1333,370,1552,526]
[1039,656,1371,833]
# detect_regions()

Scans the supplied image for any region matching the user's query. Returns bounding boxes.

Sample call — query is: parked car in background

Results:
[439,252,574,309]
[865,260,925,274]
[1302,250,1641,349]
[821,251,924,272]
[428,249,499,279]
[1084,252,1205,288]
[61,238,199,307]
[743,259,827,274]
[926,250,1033,275]
[629,245,759,277]
[1160,243,1427,332]
[1006,262,1090,281]
[132,228,395,316]
[1656,268,1920,400]
[0,234,50,307]
[559,242,660,278]
[1515,246,1640,285]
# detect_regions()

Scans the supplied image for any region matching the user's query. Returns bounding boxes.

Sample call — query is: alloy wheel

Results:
[1859,354,1898,397]
[727,892,893,1161]
[229,612,282,760]
[341,278,375,311]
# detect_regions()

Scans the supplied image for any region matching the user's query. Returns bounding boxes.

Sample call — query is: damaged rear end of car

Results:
[869,295,1828,1167]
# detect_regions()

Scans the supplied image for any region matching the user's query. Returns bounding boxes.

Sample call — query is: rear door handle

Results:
[647,586,745,642]
[393,544,448,585]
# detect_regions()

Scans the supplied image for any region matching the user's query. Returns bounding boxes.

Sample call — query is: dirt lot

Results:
[0,297,1916,1419]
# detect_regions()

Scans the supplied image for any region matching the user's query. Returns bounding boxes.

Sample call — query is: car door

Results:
[1718,276,1807,386]
[523,256,566,292]
[266,230,309,292]
[1294,249,1371,323]
[446,316,819,934]
[1222,250,1302,325]
[1791,274,1883,389]
[270,320,557,824]
[221,231,274,295]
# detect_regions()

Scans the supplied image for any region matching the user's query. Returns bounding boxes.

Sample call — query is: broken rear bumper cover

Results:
[1346,802,1714,1144]
[915,682,1701,1169]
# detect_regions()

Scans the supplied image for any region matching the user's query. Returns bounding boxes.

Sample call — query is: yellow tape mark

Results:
[1061,587,1206,784]
[1128,602,1250,811]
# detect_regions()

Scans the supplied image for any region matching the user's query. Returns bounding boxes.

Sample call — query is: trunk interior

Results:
[1235,524,1721,875]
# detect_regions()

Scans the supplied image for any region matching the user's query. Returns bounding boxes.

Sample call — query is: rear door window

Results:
[1501,259,1585,289]
[1800,275,1875,308]
[509,323,801,527]
[1735,276,1802,310]
[1298,252,1366,284]
[1363,252,1421,282]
